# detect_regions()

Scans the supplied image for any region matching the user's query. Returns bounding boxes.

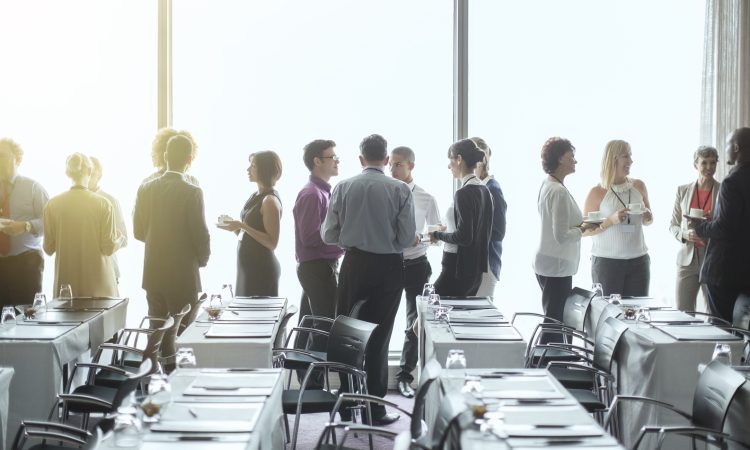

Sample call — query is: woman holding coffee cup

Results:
[669,146,720,311]
[533,138,597,343]
[584,139,653,296]
[429,139,493,296]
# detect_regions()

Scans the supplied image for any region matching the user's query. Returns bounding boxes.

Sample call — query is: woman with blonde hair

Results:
[219,151,283,296]
[584,140,654,296]
[43,153,123,297]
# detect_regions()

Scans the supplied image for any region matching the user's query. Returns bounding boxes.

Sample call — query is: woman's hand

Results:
[606,208,628,226]
[685,229,704,244]
[218,220,243,233]
[642,208,653,224]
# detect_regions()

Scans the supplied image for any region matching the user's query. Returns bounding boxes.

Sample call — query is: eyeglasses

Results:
[318,155,340,162]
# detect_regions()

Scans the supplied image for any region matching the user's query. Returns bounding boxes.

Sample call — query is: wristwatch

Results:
[24,221,31,233]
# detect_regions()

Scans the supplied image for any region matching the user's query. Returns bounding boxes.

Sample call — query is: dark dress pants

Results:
[294,258,338,387]
[337,248,404,418]
[434,252,481,296]
[397,255,431,383]
[0,250,43,306]
[704,283,743,323]
[535,274,572,344]
[591,254,650,297]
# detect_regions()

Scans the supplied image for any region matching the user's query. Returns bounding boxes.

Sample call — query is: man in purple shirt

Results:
[293,139,344,380]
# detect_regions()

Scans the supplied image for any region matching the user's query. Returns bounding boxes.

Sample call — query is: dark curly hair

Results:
[541,137,575,174]
[448,139,485,169]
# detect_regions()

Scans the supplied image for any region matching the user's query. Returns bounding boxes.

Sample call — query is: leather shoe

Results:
[372,412,400,425]
[398,380,415,398]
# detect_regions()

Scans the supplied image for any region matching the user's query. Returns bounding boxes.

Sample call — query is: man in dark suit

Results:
[134,135,210,325]
[692,127,750,321]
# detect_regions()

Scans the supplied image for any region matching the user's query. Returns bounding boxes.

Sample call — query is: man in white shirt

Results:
[389,146,440,398]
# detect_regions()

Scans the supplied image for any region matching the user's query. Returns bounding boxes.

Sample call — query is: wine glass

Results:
[1,306,16,325]
[113,405,142,447]
[33,293,47,313]
[221,283,234,300]
[142,374,171,423]
[712,343,732,365]
[58,284,73,307]
[446,349,467,370]
[175,347,197,369]
[421,283,435,303]
[635,307,651,327]
[434,305,453,323]
[591,283,604,298]
[609,293,622,305]
[461,374,483,394]
[427,293,440,306]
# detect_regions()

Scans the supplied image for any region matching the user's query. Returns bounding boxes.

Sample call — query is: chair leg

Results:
[283,413,290,443]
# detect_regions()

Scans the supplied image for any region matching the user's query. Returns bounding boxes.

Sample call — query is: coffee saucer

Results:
[583,218,604,225]
[627,211,644,215]
[683,214,707,221]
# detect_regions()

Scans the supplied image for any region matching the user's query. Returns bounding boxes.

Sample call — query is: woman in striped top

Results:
[584,140,654,297]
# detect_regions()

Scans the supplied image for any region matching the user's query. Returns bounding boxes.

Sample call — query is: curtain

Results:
[700,0,750,180]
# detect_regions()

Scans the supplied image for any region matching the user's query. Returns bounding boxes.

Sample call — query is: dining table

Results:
[97,367,285,450]
[176,297,287,368]
[434,368,623,449]
[0,368,13,450]
[0,297,128,449]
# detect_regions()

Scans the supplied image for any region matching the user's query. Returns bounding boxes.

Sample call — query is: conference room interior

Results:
[1,0,749,449]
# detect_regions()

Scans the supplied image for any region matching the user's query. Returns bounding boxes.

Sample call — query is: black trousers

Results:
[146,291,200,331]
[397,255,431,383]
[0,250,44,306]
[434,252,481,297]
[294,258,338,387]
[337,248,404,417]
[704,283,744,323]
[591,254,650,297]
[535,274,572,344]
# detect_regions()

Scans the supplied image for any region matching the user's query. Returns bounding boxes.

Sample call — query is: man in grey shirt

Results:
[0,138,49,306]
[322,134,416,425]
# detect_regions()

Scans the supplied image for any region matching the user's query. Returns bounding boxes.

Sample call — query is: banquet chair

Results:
[11,421,100,450]
[273,313,334,389]
[314,358,443,450]
[604,359,749,449]
[734,293,750,330]
[280,315,377,450]
[89,317,173,387]
[117,304,192,373]
[274,304,299,348]
[546,316,629,424]
[56,359,152,429]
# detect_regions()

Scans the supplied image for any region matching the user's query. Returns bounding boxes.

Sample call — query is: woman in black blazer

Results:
[429,139,493,296]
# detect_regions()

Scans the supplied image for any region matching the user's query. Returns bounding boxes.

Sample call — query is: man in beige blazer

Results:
[669,146,720,311]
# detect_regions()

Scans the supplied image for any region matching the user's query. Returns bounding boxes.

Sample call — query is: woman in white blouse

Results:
[533,138,597,343]
[584,139,653,296]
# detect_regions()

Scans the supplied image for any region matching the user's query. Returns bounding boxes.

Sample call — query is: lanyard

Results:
[694,181,713,210]
[610,187,632,224]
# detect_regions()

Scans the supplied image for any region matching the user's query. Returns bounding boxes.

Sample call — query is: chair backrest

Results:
[733,293,750,330]
[593,316,629,372]
[161,304,191,359]
[275,304,298,348]
[326,315,377,370]
[693,360,747,430]
[112,359,154,412]
[430,391,466,449]
[563,287,595,332]
[143,316,174,367]
[410,358,443,439]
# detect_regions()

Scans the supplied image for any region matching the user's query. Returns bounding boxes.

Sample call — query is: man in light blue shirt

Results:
[321,134,415,425]
[0,138,49,306]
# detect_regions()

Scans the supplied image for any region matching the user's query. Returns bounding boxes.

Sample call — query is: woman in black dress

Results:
[429,139,493,296]
[220,151,283,296]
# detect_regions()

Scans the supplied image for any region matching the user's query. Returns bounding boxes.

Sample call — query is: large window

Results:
[468,1,706,313]
[172,0,453,352]
[0,1,156,320]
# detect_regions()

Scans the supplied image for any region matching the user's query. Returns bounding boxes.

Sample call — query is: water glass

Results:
[58,284,73,306]
[712,343,732,365]
[142,374,171,423]
[221,283,234,300]
[446,349,467,370]
[428,293,440,306]
[113,406,142,447]
[635,307,651,326]
[461,374,483,394]
[422,283,435,297]
[33,293,47,313]
[608,293,622,305]
[1,306,16,325]
[434,305,452,323]
[591,283,604,298]
[175,347,197,369]
[209,293,223,307]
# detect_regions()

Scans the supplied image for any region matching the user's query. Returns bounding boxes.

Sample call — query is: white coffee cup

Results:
[218,214,232,224]
[588,211,601,220]
[427,224,440,233]
[689,208,704,218]
[628,203,643,214]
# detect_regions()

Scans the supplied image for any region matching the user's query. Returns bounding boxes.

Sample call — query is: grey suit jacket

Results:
[669,180,720,266]
[134,172,210,297]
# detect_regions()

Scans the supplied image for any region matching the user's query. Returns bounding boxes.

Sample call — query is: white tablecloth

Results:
[613,324,745,449]
[98,368,285,450]
[0,300,127,449]
[176,308,285,369]
[0,368,13,450]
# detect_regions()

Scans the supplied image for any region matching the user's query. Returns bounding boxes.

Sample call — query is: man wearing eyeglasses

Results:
[293,139,344,386]
[322,134,416,425]
[389,146,440,398]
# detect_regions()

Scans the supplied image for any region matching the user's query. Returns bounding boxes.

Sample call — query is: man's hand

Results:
[685,229,704,244]
[1,220,27,236]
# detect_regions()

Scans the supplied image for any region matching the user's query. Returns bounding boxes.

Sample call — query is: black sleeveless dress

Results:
[236,190,281,296]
